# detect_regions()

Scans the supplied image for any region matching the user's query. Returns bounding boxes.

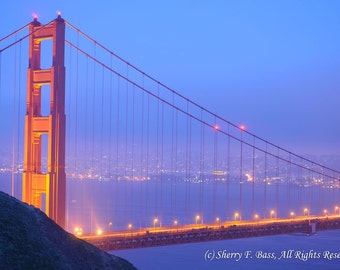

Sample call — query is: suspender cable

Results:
[170,94,175,220]
[321,167,325,211]
[174,109,178,223]
[11,34,17,197]
[170,92,175,222]
[239,128,243,219]
[108,54,113,226]
[264,143,268,219]
[139,86,145,228]
[185,100,190,224]
[124,65,129,226]
[74,32,79,177]
[115,76,120,229]
[199,109,204,222]
[189,112,192,224]
[131,84,135,181]
[100,65,104,229]
[91,45,96,173]
[16,40,23,200]
[226,124,231,221]
[297,158,302,214]
[160,100,164,226]
[88,43,97,233]
[145,93,150,227]
[252,137,256,219]
[276,149,280,216]
[131,83,136,226]
[66,43,73,228]
[213,119,218,221]
[0,52,2,112]
[309,164,313,214]
[155,83,160,223]
[83,55,89,231]
[65,41,70,227]
[70,33,79,228]
[287,153,292,217]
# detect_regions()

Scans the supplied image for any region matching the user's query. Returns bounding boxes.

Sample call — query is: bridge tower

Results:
[22,15,66,228]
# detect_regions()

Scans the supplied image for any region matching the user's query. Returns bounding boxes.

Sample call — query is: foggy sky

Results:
[1,0,340,156]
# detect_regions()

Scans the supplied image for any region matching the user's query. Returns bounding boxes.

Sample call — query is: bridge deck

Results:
[81,215,340,251]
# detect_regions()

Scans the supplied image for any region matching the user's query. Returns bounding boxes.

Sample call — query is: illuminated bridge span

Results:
[1,16,340,249]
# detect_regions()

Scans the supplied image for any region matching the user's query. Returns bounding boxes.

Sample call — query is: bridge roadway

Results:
[80,215,340,251]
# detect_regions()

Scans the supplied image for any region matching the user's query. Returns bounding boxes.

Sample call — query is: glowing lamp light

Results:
[214,125,219,131]
[74,227,83,236]
[32,13,38,20]
[57,10,62,16]
[239,125,246,131]
[153,218,159,230]
[195,215,200,224]
[96,229,103,236]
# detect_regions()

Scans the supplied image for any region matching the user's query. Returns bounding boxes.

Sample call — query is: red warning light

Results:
[32,13,38,20]
[239,125,246,131]
[214,125,219,131]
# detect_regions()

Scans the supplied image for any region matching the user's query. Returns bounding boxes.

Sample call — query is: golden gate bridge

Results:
[0,15,340,250]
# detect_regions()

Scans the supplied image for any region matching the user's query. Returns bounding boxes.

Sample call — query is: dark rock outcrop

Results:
[0,191,136,270]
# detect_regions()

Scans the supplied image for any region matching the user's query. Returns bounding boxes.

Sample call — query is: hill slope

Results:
[0,191,136,270]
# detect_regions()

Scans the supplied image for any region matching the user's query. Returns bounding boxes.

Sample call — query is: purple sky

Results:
[1,1,340,156]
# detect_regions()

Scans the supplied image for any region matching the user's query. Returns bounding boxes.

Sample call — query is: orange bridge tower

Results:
[22,15,66,228]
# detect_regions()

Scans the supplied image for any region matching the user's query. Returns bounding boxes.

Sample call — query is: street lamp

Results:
[128,223,132,235]
[234,212,239,221]
[303,208,309,216]
[335,206,339,215]
[290,211,295,219]
[195,215,200,225]
[97,228,103,236]
[153,218,158,230]
[216,217,220,226]
[324,209,328,216]
[270,210,275,219]
[108,222,112,231]
[254,214,259,220]
[174,220,178,232]
[74,227,83,236]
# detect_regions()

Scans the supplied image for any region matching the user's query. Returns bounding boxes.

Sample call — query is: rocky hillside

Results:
[0,191,136,270]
